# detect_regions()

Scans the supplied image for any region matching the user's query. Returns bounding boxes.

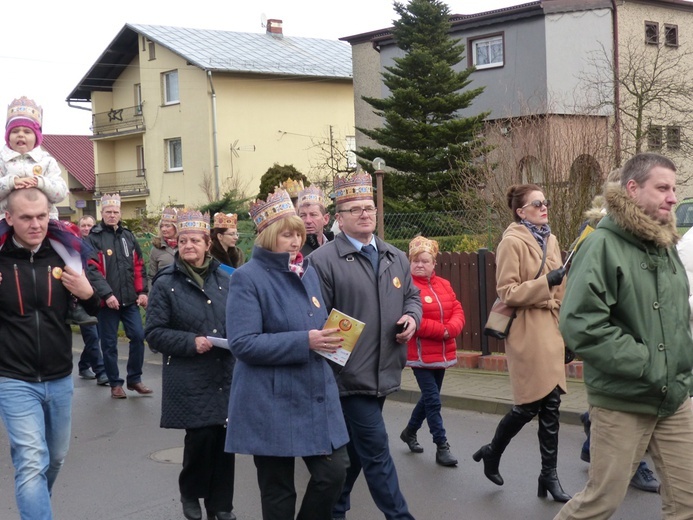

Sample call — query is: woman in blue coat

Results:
[225,188,349,520]
[145,209,235,520]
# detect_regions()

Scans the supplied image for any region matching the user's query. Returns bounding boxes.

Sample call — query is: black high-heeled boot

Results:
[473,404,535,486]
[181,496,202,520]
[537,387,571,503]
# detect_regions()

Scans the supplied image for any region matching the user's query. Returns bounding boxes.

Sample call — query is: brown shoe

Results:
[111,386,127,399]
[127,382,153,395]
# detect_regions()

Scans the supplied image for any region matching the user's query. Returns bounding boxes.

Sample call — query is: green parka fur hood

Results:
[560,183,693,417]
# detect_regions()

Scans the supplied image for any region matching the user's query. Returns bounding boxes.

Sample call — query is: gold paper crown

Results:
[333,173,373,204]
[177,208,210,234]
[213,212,238,229]
[101,193,121,208]
[279,177,305,199]
[160,206,178,224]
[409,236,439,258]
[6,96,43,128]
[249,188,296,233]
[298,186,330,209]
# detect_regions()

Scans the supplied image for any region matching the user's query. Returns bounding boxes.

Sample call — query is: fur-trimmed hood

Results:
[583,195,607,228]
[603,182,679,248]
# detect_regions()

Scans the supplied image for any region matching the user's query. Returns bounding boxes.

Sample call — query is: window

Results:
[667,126,681,150]
[165,138,183,171]
[134,84,142,115]
[469,34,504,70]
[648,125,663,150]
[136,145,145,177]
[148,40,156,60]
[163,70,179,105]
[645,21,659,45]
[665,24,678,47]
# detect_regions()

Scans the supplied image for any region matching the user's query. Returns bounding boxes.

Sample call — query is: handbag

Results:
[483,242,548,339]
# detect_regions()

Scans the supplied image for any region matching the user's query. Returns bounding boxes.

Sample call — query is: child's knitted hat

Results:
[5,97,43,148]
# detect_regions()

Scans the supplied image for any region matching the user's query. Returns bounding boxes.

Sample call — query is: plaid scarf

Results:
[521,220,551,249]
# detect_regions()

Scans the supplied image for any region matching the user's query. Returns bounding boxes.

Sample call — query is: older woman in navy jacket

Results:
[225,188,349,520]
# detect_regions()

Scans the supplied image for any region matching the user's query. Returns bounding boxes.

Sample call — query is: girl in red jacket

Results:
[400,236,465,466]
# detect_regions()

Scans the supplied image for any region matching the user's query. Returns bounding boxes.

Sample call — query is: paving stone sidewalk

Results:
[391,367,588,425]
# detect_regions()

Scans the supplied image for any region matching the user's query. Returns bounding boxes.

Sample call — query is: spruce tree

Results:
[358,0,488,212]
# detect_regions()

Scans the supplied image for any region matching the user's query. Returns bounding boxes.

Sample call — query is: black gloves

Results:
[547,267,566,288]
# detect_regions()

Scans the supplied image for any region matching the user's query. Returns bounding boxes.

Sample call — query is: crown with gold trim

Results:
[213,212,238,229]
[333,172,373,204]
[409,236,439,258]
[177,208,210,235]
[160,206,178,225]
[6,97,42,128]
[101,193,121,208]
[249,188,296,233]
[279,177,305,199]
[298,185,330,209]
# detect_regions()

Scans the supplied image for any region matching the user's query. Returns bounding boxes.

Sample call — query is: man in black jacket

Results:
[0,188,99,519]
[86,193,151,399]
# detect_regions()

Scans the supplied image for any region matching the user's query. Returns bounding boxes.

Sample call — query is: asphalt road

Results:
[0,347,662,520]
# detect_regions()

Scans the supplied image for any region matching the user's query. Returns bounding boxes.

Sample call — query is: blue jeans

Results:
[333,395,414,520]
[408,368,446,445]
[0,376,73,520]
[97,304,145,387]
[78,324,105,376]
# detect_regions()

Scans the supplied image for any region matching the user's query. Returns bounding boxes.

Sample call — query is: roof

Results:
[41,135,94,190]
[68,24,352,102]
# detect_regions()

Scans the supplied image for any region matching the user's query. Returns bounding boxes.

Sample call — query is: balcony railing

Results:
[95,169,148,196]
[92,105,144,136]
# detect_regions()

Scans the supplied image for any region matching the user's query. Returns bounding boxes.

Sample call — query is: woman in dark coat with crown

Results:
[145,209,236,520]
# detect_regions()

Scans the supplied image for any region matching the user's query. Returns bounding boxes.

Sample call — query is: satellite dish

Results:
[260,13,267,28]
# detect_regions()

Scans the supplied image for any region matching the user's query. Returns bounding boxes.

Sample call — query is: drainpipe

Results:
[612,0,622,166]
[207,70,220,200]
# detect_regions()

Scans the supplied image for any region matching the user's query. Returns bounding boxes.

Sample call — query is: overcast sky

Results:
[0,0,524,135]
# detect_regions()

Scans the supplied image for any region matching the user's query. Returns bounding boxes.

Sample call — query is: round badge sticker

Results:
[52,267,63,279]
[33,165,43,176]
[311,296,321,308]
[424,296,433,304]
[107,249,113,256]
[339,319,352,331]
[392,277,402,289]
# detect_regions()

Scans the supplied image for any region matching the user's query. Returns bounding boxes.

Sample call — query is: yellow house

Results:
[68,20,355,218]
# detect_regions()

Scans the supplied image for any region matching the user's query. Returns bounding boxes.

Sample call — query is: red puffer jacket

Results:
[406,272,465,368]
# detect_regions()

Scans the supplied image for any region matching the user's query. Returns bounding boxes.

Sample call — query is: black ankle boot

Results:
[400,427,423,453]
[472,444,503,485]
[435,442,458,466]
[181,496,202,520]
[538,470,572,502]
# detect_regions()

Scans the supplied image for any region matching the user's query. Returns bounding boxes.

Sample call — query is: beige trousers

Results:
[554,401,693,520]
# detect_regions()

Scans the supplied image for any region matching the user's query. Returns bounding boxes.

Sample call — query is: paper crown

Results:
[298,185,330,209]
[101,193,121,208]
[249,188,297,233]
[177,208,210,234]
[213,212,238,229]
[160,206,178,224]
[333,172,373,204]
[409,236,439,258]
[6,97,43,128]
[279,177,305,199]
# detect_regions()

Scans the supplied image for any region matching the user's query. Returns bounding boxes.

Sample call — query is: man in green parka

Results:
[555,153,693,520]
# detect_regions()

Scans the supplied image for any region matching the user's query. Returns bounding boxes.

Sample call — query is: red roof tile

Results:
[41,135,94,190]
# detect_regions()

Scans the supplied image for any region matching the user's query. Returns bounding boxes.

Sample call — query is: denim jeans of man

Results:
[0,375,73,520]
[97,304,145,387]
[333,395,414,520]
[78,323,105,376]
[408,368,447,445]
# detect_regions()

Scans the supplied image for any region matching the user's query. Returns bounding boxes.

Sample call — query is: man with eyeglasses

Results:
[309,172,422,520]
[297,185,334,256]
[556,153,693,519]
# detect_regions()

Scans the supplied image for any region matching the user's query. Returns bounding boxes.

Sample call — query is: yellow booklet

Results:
[319,309,366,366]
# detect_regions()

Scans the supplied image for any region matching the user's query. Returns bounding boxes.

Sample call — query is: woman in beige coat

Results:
[473,184,571,502]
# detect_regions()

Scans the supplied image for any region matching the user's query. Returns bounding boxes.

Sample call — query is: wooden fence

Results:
[435,249,504,355]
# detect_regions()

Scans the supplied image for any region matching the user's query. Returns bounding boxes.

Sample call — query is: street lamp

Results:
[372,157,386,239]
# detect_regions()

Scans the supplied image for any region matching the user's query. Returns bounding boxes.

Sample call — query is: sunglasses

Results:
[521,199,551,209]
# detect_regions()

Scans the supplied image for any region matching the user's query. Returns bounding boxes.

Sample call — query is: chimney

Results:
[266,19,283,38]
